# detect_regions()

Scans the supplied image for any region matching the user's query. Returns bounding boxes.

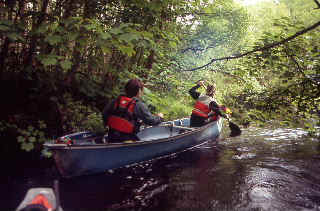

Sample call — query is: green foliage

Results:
[0,20,25,42]
[2,0,320,159]
[218,0,320,133]
[57,93,106,133]
[143,90,193,121]
[81,112,106,134]
[0,120,48,152]
[176,0,250,70]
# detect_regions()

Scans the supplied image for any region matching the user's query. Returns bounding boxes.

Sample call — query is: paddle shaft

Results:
[54,180,60,211]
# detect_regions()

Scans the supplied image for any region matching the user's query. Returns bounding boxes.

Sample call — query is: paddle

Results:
[209,107,242,137]
[53,180,61,211]
[225,117,242,137]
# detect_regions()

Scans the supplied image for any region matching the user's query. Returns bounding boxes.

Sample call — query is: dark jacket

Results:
[189,84,202,100]
[103,96,162,142]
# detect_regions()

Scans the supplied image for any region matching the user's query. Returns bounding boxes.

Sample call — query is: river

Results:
[4,125,320,211]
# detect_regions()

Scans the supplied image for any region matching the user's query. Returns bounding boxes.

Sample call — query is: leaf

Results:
[118,33,141,42]
[84,24,96,30]
[118,23,130,29]
[21,142,34,152]
[45,35,62,45]
[38,131,45,137]
[109,27,123,35]
[39,137,47,143]
[38,121,46,129]
[40,57,58,66]
[36,24,48,34]
[101,46,111,54]
[17,136,25,143]
[100,32,112,40]
[0,25,10,31]
[41,149,52,158]
[78,38,87,47]
[0,20,13,26]
[60,60,72,70]
[118,45,135,57]
[141,31,153,39]
[67,32,79,41]
[169,41,177,48]
[29,137,36,143]
[149,2,162,12]
[7,33,24,41]
[143,87,152,95]
[20,130,30,136]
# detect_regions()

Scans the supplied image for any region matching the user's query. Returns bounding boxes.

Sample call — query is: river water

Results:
[5,126,320,211]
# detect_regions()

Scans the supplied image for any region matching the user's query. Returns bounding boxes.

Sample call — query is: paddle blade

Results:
[229,121,241,137]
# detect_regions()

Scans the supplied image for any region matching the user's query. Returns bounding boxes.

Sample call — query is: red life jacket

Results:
[107,96,137,134]
[30,194,53,210]
[192,101,211,118]
[192,95,219,121]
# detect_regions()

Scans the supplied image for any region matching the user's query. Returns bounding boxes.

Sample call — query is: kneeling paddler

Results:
[103,79,164,143]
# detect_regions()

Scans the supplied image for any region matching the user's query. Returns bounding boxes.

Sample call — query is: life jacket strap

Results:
[192,108,209,118]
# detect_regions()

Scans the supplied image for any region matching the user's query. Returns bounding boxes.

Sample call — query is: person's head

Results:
[206,83,216,97]
[125,79,144,98]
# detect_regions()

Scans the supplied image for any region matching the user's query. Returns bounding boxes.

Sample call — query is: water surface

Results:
[5,126,320,211]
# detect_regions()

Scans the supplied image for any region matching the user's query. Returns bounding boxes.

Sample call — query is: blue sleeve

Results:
[134,101,162,125]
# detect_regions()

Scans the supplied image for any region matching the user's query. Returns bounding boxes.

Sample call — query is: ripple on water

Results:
[258,128,309,141]
[8,125,320,211]
[232,153,256,160]
[243,153,320,210]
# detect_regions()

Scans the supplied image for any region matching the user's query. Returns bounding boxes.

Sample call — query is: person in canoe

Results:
[103,78,164,142]
[189,80,230,127]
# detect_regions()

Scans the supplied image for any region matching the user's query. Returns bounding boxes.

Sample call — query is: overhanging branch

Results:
[209,68,245,81]
[313,0,320,9]
[182,20,320,72]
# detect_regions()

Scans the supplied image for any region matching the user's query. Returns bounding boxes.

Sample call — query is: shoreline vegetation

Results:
[0,0,319,159]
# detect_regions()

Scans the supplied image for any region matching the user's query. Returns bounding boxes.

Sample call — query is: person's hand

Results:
[156,113,164,118]
[197,80,205,87]
[219,105,226,110]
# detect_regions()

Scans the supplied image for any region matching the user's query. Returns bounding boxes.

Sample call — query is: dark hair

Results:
[206,84,216,97]
[125,79,144,98]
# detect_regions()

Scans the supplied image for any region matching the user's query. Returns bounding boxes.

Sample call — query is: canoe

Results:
[16,181,63,211]
[44,118,223,178]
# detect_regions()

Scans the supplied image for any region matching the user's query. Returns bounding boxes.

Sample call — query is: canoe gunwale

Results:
[44,120,218,150]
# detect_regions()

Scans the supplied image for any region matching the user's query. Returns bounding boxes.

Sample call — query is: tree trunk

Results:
[23,0,49,67]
